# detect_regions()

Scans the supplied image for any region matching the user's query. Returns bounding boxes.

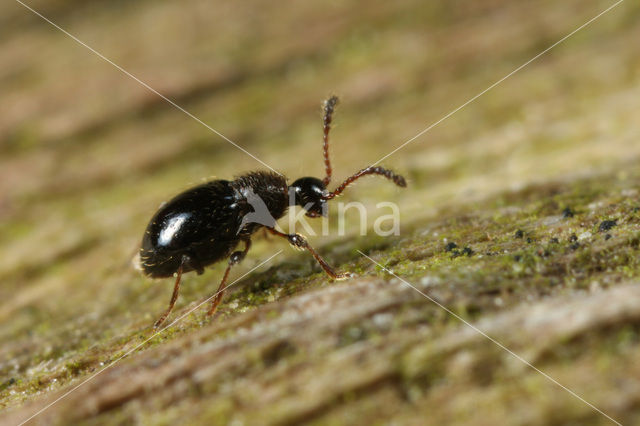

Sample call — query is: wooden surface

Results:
[1,0,639,424]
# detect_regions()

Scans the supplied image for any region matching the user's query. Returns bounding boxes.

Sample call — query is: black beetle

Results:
[137,96,406,327]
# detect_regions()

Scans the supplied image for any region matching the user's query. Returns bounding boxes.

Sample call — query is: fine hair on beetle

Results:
[137,96,406,327]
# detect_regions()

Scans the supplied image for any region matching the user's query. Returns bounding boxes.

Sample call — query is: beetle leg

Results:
[207,239,252,316]
[153,255,189,328]
[266,228,354,280]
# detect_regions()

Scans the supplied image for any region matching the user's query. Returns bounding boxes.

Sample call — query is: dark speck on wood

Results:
[445,242,458,252]
[599,220,617,232]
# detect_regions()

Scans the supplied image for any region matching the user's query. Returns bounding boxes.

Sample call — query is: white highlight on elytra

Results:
[158,213,190,246]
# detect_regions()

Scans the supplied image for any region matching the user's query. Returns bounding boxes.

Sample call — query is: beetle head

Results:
[290,177,328,218]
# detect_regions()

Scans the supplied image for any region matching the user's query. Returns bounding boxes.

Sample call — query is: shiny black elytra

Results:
[138,96,406,327]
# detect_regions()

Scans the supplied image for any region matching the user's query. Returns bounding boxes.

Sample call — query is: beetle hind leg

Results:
[153,255,189,328]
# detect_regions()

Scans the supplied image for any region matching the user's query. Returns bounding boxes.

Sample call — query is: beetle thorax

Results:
[231,171,289,225]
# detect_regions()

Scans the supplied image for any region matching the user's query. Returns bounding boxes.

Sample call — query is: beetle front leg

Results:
[266,228,353,280]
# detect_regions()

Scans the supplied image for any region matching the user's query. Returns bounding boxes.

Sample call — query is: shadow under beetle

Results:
[138,96,406,327]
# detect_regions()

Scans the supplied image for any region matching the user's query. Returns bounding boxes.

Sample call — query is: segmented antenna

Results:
[323,166,406,200]
[322,96,338,186]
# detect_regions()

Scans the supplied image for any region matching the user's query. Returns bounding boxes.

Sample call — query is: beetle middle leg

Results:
[267,228,353,280]
[207,238,252,316]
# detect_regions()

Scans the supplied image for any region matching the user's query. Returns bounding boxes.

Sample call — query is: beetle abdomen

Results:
[140,180,242,277]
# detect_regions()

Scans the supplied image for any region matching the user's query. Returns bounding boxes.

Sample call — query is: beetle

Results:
[137,96,406,327]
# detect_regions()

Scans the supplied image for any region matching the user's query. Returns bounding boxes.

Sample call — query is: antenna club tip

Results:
[395,175,407,187]
[324,96,339,109]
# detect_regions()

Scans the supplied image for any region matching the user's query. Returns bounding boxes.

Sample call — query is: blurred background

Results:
[1,0,639,424]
